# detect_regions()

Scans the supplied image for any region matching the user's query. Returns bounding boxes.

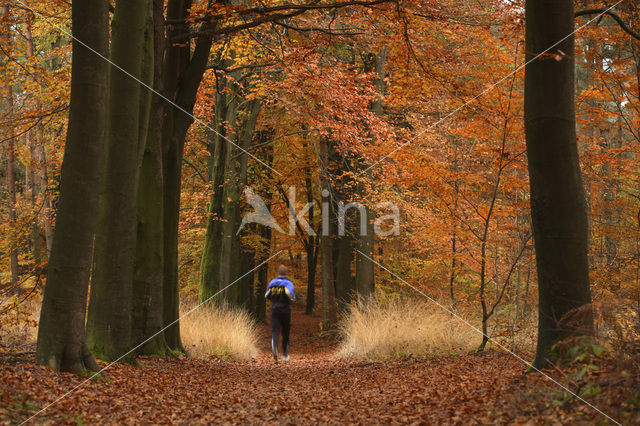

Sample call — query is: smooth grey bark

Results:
[86,0,149,362]
[525,0,594,368]
[36,0,108,373]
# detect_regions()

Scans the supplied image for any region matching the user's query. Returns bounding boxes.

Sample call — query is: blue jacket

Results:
[265,276,296,308]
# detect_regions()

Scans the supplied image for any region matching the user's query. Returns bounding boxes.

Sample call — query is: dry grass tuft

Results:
[336,298,480,360]
[180,303,259,360]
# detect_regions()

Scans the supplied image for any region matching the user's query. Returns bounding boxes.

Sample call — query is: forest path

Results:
[2,308,629,423]
[255,308,334,358]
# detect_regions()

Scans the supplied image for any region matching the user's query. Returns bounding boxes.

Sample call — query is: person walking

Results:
[265,264,296,362]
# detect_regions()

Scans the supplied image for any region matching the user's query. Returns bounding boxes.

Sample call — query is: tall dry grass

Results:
[180,303,259,360]
[336,298,481,360]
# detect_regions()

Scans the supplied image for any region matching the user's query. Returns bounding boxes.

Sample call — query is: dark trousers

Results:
[270,308,291,358]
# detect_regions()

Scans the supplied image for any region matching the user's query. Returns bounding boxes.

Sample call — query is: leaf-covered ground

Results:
[1,310,638,424]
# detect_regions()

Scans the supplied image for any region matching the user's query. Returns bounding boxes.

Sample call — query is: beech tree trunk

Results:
[304,171,319,315]
[36,0,108,373]
[132,0,168,357]
[86,0,149,362]
[199,73,261,308]
[355,49,386,299]
[199,79,232,303]
[161,4,213,349]
[335,233,355,306]
[525,0,594,368]
[319,139,337,325]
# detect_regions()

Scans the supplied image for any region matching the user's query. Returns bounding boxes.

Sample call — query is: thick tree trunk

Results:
[239,248,255,309]
[162,18,213,350]
[216,92,241,305]
[36,0,108,373]
[525,0,594,368]
[199,87,231,303]
[86,0,149,362]
[132,0,168,357]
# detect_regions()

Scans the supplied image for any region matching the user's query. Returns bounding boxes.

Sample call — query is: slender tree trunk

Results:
[36,0,108,373]
[525,0,593,368]
[321,234,337,325]
[319,139,337,325]
[355,49,386,300]
[479,237,489,351]
[217,93,241,305]
[38,143,53,256]
[2,4,19,292]
[355,206,374,298]
[7,117,19,294]
[86,0,149,362]
[303,164,318,315]
[305,242,318,315]
[253,135,274,322]
[28,133,41,264]
[449,141,460,312]
[233,100,261,307]
[255,213,272,323]
[26,35,54,260]
[24,17,42,263]
[335,233,354,306]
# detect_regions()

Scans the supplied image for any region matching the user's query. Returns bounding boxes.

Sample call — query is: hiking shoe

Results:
[282,355,290,362]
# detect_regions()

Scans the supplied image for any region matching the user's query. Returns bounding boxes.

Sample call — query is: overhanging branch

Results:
[575,8,640,41]
[170,0,395,41]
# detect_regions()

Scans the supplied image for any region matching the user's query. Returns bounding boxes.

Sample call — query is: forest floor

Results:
[1,309,638,424]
